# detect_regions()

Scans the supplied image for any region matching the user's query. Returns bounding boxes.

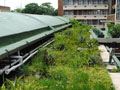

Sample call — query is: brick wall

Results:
[58,0,64,16]
[0,6,10,12]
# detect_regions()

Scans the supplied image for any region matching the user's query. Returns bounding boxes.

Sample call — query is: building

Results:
[100,0,120,28]
[108,0,120,24]
[0,6,10,12]
[116,0,120,24]
[58,0,109,28]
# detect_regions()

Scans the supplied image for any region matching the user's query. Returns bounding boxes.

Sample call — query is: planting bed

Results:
[1,20,115,90]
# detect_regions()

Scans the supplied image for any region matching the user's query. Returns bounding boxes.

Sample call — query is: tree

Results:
[22,2,58,16]
[53,9,58,16]
[41,2,53,8]
[22,3,39,14]
[11,8,23,13]
[40,2,55,15]
[109,24,120,38]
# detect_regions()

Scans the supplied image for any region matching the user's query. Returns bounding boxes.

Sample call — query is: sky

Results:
[0,0,58,10]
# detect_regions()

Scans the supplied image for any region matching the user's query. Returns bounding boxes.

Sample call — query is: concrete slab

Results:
[98,45,110,63]
[109,73,120,90]
[106,64,117,70]
[98,45,120,90]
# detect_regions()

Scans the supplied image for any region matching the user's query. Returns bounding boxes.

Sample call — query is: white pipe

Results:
[43,39,54,47]
[0,58,22,75]
[4,39,54,75]
[5,50,38,75]
[11,59,21,66]
[0,66,10,75]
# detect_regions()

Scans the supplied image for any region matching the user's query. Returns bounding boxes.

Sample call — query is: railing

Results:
[105,46,120,68]
[63,4,108,10]
[64,15,108,19]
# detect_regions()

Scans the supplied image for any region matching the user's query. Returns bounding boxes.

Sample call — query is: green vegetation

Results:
[11,8,23,13]
[109,68,120,73]
[1,20,114,90]
[11,2,58,16]
[108,24,120,38]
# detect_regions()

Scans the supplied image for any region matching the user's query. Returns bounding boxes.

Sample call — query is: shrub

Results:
[1,20,114,90]
[107,24,114,31]
[108,24,120,38]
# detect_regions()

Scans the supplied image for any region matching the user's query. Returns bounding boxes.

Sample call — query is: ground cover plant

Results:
[1,20,115,90]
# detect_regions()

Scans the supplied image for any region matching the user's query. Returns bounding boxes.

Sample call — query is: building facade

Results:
[102,0,120,26]
[115,0,120,24]
[0,6,10,12]
[58,0,109,28]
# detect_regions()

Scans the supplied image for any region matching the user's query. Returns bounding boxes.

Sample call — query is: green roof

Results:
[27,14,68,26]
[0,12,71,59]
[0,12,69,37]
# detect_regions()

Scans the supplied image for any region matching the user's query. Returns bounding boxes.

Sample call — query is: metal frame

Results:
[0,39,54,75]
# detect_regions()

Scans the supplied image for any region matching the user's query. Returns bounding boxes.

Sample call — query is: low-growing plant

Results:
[1,19,114,90]
[109,68,120,72]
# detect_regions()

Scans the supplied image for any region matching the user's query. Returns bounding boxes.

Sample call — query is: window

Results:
[69,10,73,15]
[79,0,82,5]
[83,10,87,15]
[78,10,82,15]
[89,0,92,5]
[83,20,87,24]
[100,10,103,15]
[97,10,101,15]
[69,0,73,5]
[94,10,97,15]
[74,0,78,5]
[84,0,88,5]
[88,20,92,25]
[74,10,78,15]
[99,20,102,25]
[88,10,92,15]
[104,0,108,5]
[64,0,68,5]
[104,10,108,15]
[93,20,97,25]
[99,0,103,4]
[94,0,98,4]
[64,11,68,15]
[116,0,120,21]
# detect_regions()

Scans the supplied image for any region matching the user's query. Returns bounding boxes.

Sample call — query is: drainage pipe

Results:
[3,39,54,75]
[5,50,38,75]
